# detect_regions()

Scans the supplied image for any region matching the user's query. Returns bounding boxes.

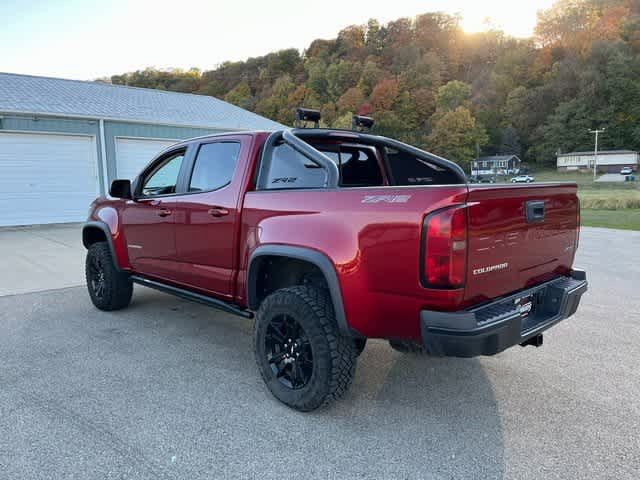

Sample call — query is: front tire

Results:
[254,286,356,411]
[85,242,133,311]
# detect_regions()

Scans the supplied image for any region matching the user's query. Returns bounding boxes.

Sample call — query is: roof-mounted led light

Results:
[295,108,321,128]
[352,115,374,132]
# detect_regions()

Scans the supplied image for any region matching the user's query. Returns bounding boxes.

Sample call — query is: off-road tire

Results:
[85,242,133,311]
[254,286,357,411]
[389,339,426,354]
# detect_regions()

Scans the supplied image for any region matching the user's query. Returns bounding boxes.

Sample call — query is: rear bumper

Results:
[420,270,588,357]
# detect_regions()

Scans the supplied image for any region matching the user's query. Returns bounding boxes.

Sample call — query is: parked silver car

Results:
[511,175,535,183]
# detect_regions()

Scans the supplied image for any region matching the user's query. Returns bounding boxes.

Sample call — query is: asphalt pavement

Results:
[0,226,639,479]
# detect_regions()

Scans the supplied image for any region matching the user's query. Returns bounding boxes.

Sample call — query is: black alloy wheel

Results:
[88,254,106,300]
[265,314,314,390]
[253,286,357,411]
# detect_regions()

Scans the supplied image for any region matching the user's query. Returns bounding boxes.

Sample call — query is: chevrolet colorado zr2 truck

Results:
[83,128,587,411]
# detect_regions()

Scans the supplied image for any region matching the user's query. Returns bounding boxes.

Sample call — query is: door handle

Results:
[208,207,229,217]
[525,200,545,223]
[157,208,172,217]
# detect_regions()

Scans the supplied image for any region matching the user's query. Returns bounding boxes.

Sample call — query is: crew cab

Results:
[83,128,587,411]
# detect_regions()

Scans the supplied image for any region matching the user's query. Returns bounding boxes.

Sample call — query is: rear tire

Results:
[254,286,356,411]
[85,242,133,311]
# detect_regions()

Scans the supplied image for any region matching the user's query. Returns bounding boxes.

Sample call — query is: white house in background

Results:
[556,150,639,173]
[471,154,522,176]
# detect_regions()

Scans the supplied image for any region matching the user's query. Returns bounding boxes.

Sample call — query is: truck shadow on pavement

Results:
[331,344,505,478]
[1,287,504,480]
[126,289,506,479]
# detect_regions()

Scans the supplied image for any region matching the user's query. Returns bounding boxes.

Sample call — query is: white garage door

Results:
[0,132,98,226]
[115,138,178,180]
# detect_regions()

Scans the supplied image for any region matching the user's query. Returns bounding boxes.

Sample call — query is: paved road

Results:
[1,227,639,479]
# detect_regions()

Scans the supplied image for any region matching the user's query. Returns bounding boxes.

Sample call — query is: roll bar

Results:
[257,129,340,189]
[257,128,467,189]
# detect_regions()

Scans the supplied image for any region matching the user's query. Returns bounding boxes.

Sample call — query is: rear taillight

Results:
[422,206,467,288]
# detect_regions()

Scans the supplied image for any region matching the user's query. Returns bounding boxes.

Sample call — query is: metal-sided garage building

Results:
[0,72,283,227]
[557,150,639,173]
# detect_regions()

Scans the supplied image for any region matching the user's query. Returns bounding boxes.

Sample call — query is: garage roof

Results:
[0,72,284,130]
[557,150,638,156]
[477,155,521,162]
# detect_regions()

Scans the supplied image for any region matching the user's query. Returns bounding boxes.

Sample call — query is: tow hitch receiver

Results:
[520,334,544,348]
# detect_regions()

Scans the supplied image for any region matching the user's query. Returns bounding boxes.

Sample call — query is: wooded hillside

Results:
[109,0,640,168]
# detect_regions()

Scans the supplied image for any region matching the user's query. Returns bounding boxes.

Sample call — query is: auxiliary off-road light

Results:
[352,115,374,131]
[295,108,321,128]
[351,115,373,131]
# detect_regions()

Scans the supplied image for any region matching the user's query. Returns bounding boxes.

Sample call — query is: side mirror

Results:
[109,179,132,199]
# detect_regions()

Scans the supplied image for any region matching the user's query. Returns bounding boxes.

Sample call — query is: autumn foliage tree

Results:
[370,78,398,111]
[337,87,365,113]
[110,0,640,168]
[426,81,488,167]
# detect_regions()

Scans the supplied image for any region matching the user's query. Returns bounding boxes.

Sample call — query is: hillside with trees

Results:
[109,0,640,169]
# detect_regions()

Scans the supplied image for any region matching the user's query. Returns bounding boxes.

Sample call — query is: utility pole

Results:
[589,128,605,181]
[473,142,480,176]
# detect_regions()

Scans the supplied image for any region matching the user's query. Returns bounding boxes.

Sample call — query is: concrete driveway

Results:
[0,226,639,479]
[0,224,84,296]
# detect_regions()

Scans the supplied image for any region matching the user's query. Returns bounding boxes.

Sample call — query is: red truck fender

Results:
[82,220,130,271]
[246,244,353,337]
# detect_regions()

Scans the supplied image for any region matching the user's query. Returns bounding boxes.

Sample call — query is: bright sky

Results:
[0,0,555,80]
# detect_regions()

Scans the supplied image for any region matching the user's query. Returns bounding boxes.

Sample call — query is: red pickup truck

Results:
[83,128,587,411]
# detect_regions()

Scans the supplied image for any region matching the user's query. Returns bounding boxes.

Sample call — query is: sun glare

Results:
[456,0,555,38]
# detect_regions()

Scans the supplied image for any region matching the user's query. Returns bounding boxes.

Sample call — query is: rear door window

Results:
[188,142,241,192]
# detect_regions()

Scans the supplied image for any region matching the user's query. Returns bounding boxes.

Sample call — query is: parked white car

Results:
[620,167,633,175]
[511,175,535,183]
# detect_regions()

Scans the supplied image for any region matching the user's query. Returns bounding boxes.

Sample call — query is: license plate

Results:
[514,295,534,318]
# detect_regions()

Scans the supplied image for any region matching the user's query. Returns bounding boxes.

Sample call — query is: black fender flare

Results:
[82,221,123,272]
[247,245,352,337]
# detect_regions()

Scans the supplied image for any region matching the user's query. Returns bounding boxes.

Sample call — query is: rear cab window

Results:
[259,142,385,190]
[384,147,463,186]
[260,143,328,190]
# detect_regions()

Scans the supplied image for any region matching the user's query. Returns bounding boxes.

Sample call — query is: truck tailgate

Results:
[464,183,579,305]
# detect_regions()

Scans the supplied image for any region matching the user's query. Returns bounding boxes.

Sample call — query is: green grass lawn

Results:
[533,169,640,209]
[580,209,640,230]
[515,169,640,230]
[475,169,640,229]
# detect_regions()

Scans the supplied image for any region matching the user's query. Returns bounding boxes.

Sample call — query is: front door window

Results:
[141,153,184,197]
